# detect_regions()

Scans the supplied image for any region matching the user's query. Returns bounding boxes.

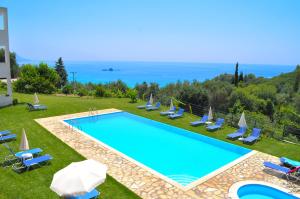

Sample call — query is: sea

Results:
[18,61,296,87]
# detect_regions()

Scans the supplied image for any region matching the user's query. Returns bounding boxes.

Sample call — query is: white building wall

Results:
[0,7,12,107]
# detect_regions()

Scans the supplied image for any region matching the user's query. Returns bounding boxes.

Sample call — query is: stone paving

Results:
[35,109,300,199]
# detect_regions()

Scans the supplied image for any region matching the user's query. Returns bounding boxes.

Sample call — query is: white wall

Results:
[0,7,12,106]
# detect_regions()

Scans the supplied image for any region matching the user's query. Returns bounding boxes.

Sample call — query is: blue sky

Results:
[0,0,299,64]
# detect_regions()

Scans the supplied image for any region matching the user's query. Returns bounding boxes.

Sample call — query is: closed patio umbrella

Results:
[149,93,153,104]
[208,106,213,121]
[238,112,247,128]
[19,128,29,151]
[50,159,107,197]
[169,99,174,110]
[34,93,39,105]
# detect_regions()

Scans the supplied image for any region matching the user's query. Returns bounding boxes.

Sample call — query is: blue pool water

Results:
[237,184,299,199]
[65,112,251,186]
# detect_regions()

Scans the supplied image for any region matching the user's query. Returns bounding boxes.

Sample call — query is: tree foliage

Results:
[55,57,68,88]
[14,63,60,94]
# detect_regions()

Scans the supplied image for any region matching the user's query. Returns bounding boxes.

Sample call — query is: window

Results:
[0,46,5,63]
[0,14,4,30]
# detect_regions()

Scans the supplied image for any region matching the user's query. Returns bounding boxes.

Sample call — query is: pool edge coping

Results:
[228,180,300,199]
[58,109,257,192]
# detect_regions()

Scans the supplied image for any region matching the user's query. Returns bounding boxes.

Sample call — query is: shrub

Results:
[127,89,138,103]
[62,84,73,95]
[95,85,105,97]
[14,63,60,94]
[77,88,88,97]
[12,98,18,105]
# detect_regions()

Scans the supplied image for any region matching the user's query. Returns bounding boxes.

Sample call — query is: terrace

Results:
[1,93,300,198]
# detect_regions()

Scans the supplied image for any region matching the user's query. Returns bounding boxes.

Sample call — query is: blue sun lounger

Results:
[168,108,184,119]
[207,118,224,131]
[0,130,10,136]
[146,102,161,111]
[13,154,53,171]
[0,134,16,143]
[190,115,208,126]
[15,148,43,159]
[160,106,176,115]
[263,161,300,181]
[137,101,152,109]
[27,103,47,111]
[227,127,247,139]
[243,128,261,144]
[280,157,300,167]
[69,189,100,199]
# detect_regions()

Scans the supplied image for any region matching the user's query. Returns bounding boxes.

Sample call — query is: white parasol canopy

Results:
[50,159,107,197]
[149,93,153,104]
[208,106,213,121]
[169,99,174,110]
[19,128,29,151]
[238,112,247,128]
[34,93,39,104]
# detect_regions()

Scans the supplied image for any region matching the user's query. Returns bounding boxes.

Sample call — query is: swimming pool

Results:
[229,181,300,199]
[64,111,251,188]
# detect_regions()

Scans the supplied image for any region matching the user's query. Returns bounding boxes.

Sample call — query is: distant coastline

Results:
[17,60,296,87]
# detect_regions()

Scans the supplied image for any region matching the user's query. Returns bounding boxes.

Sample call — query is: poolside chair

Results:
[206,118,224,131]
[13,154,53,172]
[68,189,100,199]
[227,127,247,139]
[27,103,47,111]
[243,128,261,144]
[2,143,42,166]
[280,157,300,168]
[160,106,176,116]
[146,102,161,111]
[0,134,16,143]
[137,101,152,109]
[263,161,300,181]
[168,108,184,119]
[0,130,10,136]
[190,115,208,126]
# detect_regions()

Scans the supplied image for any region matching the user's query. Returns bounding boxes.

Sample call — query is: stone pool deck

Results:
[35,109,300,199]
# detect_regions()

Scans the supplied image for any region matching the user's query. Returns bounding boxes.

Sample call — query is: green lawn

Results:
[0,93,300,198]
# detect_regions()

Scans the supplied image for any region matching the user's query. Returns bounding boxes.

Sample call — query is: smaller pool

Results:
[229,181,300,199]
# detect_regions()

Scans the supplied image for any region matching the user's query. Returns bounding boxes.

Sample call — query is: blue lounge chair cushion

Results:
[280,157,300,167]
[264,161,290,174]
[69,189,100,199]
[160,106,176,115]
[15,148,43,158]
[190,115,208,126]
[0,130,10,136]
[227,127,247,139]
[243,128,261,143]
[169,108,184,119]
[0,134,16,142]
[137,101,151,109]
[23,154,52,167]
[27,103,47,110]
[207,118,224,130]
[146,102,161,110]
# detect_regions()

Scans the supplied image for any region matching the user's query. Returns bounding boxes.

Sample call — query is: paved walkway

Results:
[35,109,300,199]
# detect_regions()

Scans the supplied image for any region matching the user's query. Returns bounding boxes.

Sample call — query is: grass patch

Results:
[1,93,300,198]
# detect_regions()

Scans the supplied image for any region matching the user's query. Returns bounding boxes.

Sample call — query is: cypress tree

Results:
[294,65,300,92]
[55,57,68,88]
[234,62,239,87]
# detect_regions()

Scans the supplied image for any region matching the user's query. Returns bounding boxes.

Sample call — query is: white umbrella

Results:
[50,159,107,197]
[149,93,153,104]
[169,99,174,110]
[208,106,213,121]
[34,93,39,104]
[19,128,29,151]
[238,112,247,128]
